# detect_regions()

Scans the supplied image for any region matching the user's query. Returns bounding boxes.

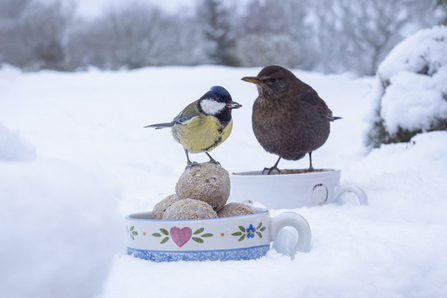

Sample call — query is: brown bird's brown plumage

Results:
[242,65,341,174]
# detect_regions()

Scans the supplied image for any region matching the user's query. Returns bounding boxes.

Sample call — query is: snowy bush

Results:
[366,25,447,148]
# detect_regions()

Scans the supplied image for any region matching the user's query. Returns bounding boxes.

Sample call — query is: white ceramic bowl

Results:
[125,207,311,262]
[229,169,367,209]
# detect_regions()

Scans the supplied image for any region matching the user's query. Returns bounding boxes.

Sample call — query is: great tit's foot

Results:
[205,153,220,166]
[208,159,221,166]
[185,161,200,169]
[262,166,280,175]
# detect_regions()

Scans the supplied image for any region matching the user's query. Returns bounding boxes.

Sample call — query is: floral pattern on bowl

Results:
[125,208,311,262]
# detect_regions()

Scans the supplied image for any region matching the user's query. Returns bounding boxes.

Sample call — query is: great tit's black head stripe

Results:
[211,86,231,98]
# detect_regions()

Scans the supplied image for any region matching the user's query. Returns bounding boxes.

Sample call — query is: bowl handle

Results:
[270,212,311,259]
[334,184,368,206]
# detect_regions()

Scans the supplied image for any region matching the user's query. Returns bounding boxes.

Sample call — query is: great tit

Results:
[145,86,242,168]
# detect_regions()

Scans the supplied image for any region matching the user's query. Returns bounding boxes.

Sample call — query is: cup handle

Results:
[334,184,368,206]
[270,212,311,260]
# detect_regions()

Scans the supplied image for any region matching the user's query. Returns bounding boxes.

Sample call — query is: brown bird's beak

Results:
[226,101,242,109]
[241,76,261,85]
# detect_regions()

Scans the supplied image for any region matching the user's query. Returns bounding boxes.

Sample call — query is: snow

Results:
[0,157,122,298]
[0,121,36,161]
[1,64,447,298]
[373,25,447,135]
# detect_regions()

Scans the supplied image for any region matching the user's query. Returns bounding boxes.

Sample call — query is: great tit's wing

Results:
[145,101,201,129]
[173,113,194,124]
[173,100,200,124]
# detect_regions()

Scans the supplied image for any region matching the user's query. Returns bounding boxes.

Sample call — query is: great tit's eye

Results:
[269,78,277,83]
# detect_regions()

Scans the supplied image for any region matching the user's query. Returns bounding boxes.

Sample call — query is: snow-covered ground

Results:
[1,65,446,298]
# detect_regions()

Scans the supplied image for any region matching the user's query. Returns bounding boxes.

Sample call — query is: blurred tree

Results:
[0,0,31,19]
[0,0,439,74]
[67,2,203,70]
[195,0,239,66]
[309,0,435,75]
[235,0,316,70]
[436,0,447,24]
[0,0,74,71]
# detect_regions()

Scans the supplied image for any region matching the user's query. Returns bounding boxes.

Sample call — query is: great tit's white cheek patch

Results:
[200,99,226,115]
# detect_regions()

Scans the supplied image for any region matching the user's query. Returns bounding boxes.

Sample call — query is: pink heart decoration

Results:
[170,227,192,248]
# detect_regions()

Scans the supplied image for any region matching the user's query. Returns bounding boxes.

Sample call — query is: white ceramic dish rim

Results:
[125,207,269,222]
[232,168,339,177]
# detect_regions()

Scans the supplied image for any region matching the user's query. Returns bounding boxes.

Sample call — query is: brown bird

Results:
[242,65,341,174]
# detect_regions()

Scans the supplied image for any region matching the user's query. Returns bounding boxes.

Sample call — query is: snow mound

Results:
[0,158,122,298]
[0,66,35,162]
[366,25,447,147]
[0,121,37,162]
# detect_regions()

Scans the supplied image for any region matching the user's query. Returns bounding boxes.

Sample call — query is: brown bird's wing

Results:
[300,83,338,120]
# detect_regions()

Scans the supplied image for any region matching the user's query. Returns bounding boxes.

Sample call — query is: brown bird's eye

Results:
[269,78,276,83]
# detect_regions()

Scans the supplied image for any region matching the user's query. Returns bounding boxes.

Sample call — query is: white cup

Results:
[229,169,367,209]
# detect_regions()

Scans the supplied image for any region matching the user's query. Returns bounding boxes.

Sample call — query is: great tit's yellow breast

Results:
[173,115,233,153]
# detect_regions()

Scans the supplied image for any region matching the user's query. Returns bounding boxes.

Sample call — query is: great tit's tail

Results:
[144,122,174,129]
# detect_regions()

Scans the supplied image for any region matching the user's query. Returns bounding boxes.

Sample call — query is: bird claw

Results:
[205,152,220,166]
[262,166,280,175]
[208,159,221,166]
[185,161,201,169]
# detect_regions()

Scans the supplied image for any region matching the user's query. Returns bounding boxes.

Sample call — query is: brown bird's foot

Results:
[262,166,280,175]
[307,152,314,172]
[262,156,282,175]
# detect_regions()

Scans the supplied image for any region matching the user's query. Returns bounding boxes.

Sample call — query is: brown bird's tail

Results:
[323,115,342,121]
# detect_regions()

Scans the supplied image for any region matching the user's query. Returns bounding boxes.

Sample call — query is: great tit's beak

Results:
[241,76,261,85]
[227,101,242,109]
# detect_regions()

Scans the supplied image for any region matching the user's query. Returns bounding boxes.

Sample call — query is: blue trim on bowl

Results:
[127,245,270,262]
